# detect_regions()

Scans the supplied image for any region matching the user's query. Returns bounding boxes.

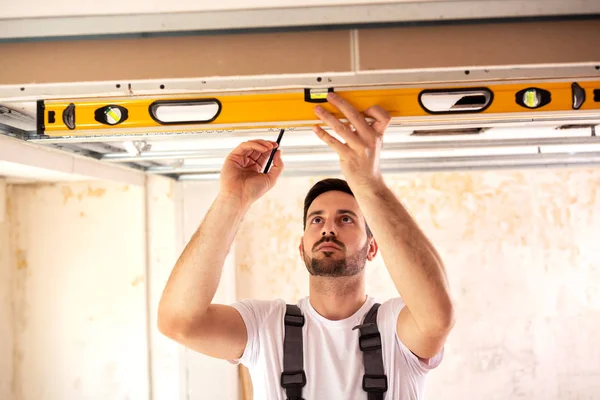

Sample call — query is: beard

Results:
[304,238,369,277]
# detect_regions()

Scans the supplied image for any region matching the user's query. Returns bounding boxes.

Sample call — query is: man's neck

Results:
[308,274,367,321]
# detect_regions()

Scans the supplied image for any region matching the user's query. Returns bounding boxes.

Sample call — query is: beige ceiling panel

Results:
[358,20,600,71]
[0,30,352,85]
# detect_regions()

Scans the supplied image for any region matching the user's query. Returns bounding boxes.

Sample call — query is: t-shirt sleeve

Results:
[379,297,444,374]
[228,299,281,368]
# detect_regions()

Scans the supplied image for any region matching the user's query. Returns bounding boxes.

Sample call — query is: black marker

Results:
[263,129,285,174]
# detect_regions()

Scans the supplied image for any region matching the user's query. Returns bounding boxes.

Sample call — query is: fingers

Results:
[232,139,277,156]
[255,150,272,171]
[247,149,264,164]
[226,140,278,171]
[312,125,349,156]
[314,106,364,149]
[324,92,371,134]
[266,149,284,181]
[363,105,391,136]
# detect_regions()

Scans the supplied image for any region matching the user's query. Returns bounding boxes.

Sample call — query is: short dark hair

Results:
[303,178,373,237]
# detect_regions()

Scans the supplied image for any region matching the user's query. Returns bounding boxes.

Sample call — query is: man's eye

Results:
[312,217,323,224]
[341,216,353,223]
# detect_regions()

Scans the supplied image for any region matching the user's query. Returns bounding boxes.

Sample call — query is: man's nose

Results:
[321,219,337,236]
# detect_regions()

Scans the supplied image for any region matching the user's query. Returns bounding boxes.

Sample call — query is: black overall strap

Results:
[353,303,388,400]
[281,304,306,400]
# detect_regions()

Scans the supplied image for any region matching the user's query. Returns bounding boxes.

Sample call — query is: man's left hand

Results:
[312,92,391,189]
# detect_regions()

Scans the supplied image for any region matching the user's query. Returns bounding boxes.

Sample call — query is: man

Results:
[158,92,455,399]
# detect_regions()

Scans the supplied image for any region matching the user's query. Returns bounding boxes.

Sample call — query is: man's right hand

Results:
[219,139,284,206]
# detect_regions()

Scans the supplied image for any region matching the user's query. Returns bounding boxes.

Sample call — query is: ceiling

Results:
[2,4,599,183]
[4,0,599,40]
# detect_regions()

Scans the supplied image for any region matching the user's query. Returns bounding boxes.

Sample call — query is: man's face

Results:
[300,191,377,277]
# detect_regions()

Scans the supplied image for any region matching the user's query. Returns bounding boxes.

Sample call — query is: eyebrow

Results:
[306,209,359,220]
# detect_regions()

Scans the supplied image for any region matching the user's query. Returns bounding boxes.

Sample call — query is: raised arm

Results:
[312,92,455,359]
[157,139,284,360]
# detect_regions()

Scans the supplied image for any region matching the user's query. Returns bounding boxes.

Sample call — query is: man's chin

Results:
[309,269,362,278]
[307,262,351,277]
[310,270,343,277]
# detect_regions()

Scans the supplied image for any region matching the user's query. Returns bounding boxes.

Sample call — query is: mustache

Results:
[313,237,345,251]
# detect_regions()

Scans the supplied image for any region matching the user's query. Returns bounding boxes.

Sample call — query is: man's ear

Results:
[299,238,304,258]
[367,237,378,261]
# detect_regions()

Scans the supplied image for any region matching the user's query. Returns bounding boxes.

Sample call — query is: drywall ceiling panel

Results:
[359,20,600,70]
[2,20,599,87]
[0,30,352,85]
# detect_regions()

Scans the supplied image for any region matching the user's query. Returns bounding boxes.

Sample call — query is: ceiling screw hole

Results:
[160,84,165,89]
[596,66,600,70]
[317,77,322,82]
[464,70,471,75]
[116,84,121,88]
[20,87,25,91]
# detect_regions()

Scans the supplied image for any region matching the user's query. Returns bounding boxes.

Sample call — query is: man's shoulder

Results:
[369,296,406,311]
[230,297,288,323]
[374,296,406,324]
[234,297,288,306]
[232,297,287,311]
[379,296,405,306]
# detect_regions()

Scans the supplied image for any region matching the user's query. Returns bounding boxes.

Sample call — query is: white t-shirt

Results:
[230,295,443,400]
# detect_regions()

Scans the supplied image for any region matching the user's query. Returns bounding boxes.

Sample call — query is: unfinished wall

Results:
[0,178,14,399]
[178,181,239,400]
[7,181,149,400]
[146,175,185,400]
[4,165,597,399]
[210,167,600,399]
